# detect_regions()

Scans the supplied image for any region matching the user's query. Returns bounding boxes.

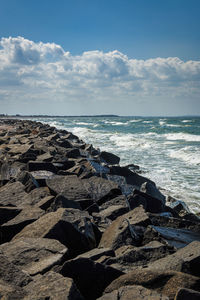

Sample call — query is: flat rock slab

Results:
[0,238,68,276]
[23,271,84,300]
[98,285,169,300]
[143,225,200,249]
[46,175,91,201]
[22,186,51,206]
[0,181,27,207]
[0,206,22,225]
[105,269,200,300]
[147,240,200,277]
[60,257,124,300]
[13,208,97,256]
[99,206,151,250]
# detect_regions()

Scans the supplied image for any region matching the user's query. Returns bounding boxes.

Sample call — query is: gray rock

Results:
[0,238,68,275]
[100,151,120,165]
[175,288,200,300]
[140,182,166,205]
[99,205,128,221]
[22,186,51,206]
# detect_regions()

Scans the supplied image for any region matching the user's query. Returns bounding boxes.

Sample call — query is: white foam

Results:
[76,122,92,126]
[143,121,152,123]
[165,133,200,142]
[182,120,191,123]
[169,147,200,165]
[129,119,142,123]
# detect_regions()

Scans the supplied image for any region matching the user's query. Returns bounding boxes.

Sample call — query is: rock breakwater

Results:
[0,118,200,300]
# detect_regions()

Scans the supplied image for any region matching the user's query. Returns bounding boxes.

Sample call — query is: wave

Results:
[169,147,200,165]
[165,132,200,142]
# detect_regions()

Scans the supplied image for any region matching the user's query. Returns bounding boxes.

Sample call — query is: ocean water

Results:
[32,116,200,213]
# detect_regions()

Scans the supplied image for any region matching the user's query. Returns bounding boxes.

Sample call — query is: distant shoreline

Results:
[0,114,200,118]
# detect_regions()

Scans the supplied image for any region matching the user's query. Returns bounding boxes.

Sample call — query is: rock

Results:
[140,182,166,205]
[99,205,128,221]
[83,176,121,203]
[27,161,57,173]
[34,195,55,210]
[76,248,115,261]
[175,288,200,300]
[8,144,33,156]
[36,152,53,162]
[16,171,39,192]
[147,240,200,277]
[100,151,120,165]
[0,181,27,207]
[143,225,200,249]
[128,189,165,213]
[66,148,81,158]
[13,208,97,257]
[50,194,81,211]
[98,285,168,300]
[100,195,127,209]
[126,173,155,189]
[1,207,44,243]
[109,166,134,177]
[30,170,56,185]
[105,269,200,300]
[99,206,151,250]
[22,186,51,206]
[0,254,32,287]
[46,175,91,202]
[105,241,174,271]
[0,279,26,300]
[59,257,124,299]
[0,206,22,225]
[0,161,26,181]
[23,271,84,300]
[0,238,68,276]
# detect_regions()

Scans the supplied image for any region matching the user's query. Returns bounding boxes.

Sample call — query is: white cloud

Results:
[0,36,200,114]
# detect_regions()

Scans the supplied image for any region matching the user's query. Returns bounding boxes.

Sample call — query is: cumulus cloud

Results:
[0,36,200,114]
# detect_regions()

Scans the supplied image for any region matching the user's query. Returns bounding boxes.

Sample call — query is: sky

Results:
[0,0,200,116]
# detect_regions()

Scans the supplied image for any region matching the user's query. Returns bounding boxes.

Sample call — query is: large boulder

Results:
[100,151,120,165]
[13,208,97,256]
[0,238,68,276]
[0,181,27,207]
[99,206,151,250]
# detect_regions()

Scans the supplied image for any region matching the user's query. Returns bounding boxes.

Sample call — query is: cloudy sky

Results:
[0,0,200,116]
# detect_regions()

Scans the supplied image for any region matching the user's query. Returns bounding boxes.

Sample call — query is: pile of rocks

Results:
[0,118,200,300]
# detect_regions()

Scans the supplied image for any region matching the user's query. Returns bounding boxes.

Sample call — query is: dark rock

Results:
[0,238,68,276]
[0,206,22,225]
[28,161,57,173]
[126,173,155,189]
[105,269,200,300]
[0,181,27,207]
[98,285,168,300]
[99,206,151,250]
[100,151,120,165]
[0,161,26,181]
[1,207,44,243]
[34,195,55,211]
[60,257,124,299]
[86,203,100,214]
[13,208,97,256]
[143,225,200,249]
[147,240,200,277]
[66,148,81,158]
[24,271,84,300]
[140,181,166,205]
[175,288,200,300]
[0,254,32,287]
[16,171,40,192]
[50,194,81,211]
[109,166,133,177]
[100,195,127,209]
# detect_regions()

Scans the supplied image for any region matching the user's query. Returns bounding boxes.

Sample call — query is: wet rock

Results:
[13,208,97,256]
[100,151,120,165]
[0,181,27,207]
[1,207,44,243]
[98,285,168,300]
[24,271,84,300]
[175,288,200,300]
[140,182,166,205]
[99,206,151,250]
[109,166,134,177]
[126,173,155,189]
[143,225,200,249]
[0,206,22,225]
[105,269,200,300]
[147,240,200,277]
[0,238,68,276]
[0,254,32,287]
[59,257,124,299]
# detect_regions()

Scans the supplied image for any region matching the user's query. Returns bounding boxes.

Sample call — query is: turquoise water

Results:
[32,116,200,213]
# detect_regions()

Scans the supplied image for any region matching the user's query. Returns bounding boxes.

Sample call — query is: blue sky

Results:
[0,0,200,115]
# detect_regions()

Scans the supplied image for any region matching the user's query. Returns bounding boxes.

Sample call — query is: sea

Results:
[31,116,200,214]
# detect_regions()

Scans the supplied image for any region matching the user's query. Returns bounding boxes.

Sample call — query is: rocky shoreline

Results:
[0,118,200,300]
